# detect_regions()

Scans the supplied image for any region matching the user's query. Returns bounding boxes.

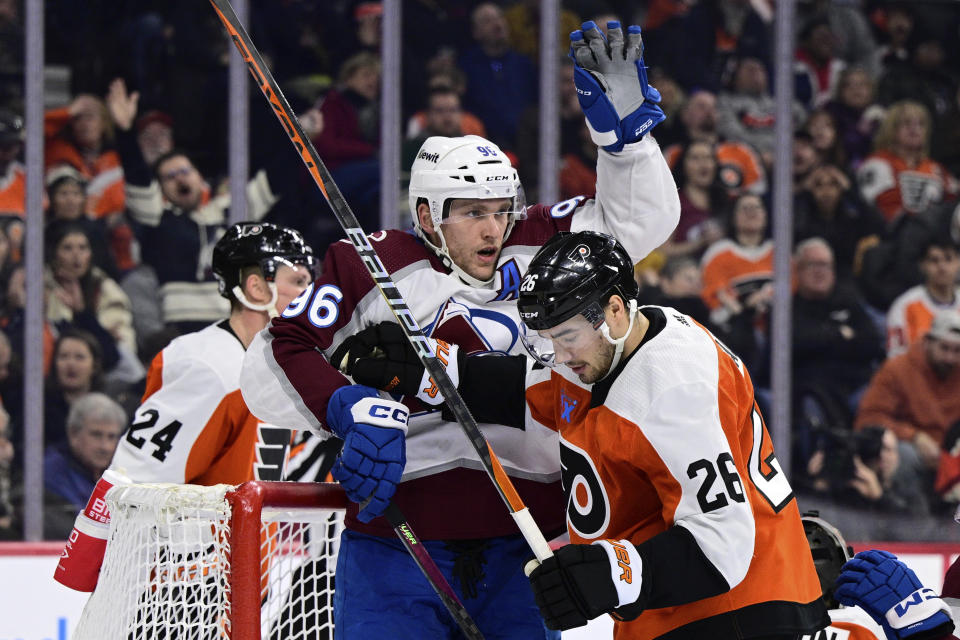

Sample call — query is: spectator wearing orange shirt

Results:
[856,310,960,475]
[0,109,24,218]
[701,193,774,319]
[44,94,124,219]
[857,100,959,223]
[886,238,960,358]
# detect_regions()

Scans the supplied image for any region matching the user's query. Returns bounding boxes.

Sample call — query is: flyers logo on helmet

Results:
[560,436,611,539]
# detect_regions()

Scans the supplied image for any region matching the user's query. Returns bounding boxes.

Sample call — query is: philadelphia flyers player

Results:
[340,230,830,639]
[54,222,316,592]
[239,20,678,639]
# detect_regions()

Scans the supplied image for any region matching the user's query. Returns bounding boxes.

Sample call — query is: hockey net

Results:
[72,481,346,640]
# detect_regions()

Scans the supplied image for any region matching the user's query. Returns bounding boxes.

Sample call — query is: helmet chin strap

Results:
[231,283,279,318]
[597,299,639,380]
[417,225,496,288]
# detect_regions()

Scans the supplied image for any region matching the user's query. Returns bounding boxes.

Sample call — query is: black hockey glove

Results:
[528,541,646,631]
[330,321,459,406]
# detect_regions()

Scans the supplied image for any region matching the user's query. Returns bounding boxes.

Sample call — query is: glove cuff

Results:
[886,588,952,631]
[348,397,409,433]
[593,539,643,608]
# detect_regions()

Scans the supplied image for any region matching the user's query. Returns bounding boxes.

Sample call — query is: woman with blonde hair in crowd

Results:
[857,100,959,223]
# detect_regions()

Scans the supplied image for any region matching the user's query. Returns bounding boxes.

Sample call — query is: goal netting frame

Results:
[72,481,347,640]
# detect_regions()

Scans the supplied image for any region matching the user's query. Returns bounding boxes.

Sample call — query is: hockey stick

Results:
[208,0,554,568]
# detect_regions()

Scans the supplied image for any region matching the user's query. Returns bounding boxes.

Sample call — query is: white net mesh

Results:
[72,483,344,640]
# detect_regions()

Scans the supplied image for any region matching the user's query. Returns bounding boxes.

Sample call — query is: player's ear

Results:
[417,202,436,235]
[242,271,270,304]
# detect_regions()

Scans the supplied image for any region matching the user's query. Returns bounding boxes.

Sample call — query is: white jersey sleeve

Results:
[570,135,681,263]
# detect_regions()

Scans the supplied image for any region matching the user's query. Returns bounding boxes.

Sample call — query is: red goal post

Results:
[72,481,347,640]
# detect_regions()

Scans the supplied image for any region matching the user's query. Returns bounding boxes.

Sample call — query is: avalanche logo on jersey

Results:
[560,436,611,539]
[254,424,291,481]
[425,297,521,355]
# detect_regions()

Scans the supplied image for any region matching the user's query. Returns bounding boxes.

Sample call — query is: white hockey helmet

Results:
[408,135,526,286]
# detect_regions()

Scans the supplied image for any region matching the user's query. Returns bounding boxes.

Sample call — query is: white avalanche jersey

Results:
[240,136,680,539]
[110,321,291,484]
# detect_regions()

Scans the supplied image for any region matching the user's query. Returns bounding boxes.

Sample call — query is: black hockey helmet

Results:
[802,511,853,609]
[212,222,316,299]
[518,230,639,331]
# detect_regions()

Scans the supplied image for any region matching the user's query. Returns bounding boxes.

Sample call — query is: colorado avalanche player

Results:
[239,20,679,638]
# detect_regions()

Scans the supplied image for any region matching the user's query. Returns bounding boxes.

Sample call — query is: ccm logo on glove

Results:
[368,404,409,423]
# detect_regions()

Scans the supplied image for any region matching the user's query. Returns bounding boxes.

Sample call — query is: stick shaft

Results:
[208,0,552,564]
[384,503,485,640]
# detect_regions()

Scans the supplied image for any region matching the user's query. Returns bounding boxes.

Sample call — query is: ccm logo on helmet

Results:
[486,175,511,181]
[369,404,409,424]
[417,150,440,163]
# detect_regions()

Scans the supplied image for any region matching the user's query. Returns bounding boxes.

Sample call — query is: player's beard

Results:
[577,339,616,384]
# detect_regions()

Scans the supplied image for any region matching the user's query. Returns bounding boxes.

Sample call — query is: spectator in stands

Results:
[0,108,24,218]
[794,16,846,109]
[458,3,536,150]
[661,141,726,259]
[856,309,960,478]
[134,110,173,168]
[106,78,279,333]
[313,52,381,231]
[700,193,773,371]
[792,129,820,195]
[43,392,125,515]
[805,425,930,516]
[638,255,712,328]
[402,87,463,179]
[824,66,884,170]
[44,329,105,446]
[664,89,768,198]
[44,223,134,364]
[871,4,913,74]
[701,193,773,319]
[886,238,960,358]
[405,68,486,141]
[792,238,883,448]
[857,100,959,224]
[669,0,770,92]
[804,109,847,170]
[794,164,885,279]
[877,32,958,124]
[44,94,124,219]
[502,0,581,64]
[718,57,806,165]
[45,165,116,278]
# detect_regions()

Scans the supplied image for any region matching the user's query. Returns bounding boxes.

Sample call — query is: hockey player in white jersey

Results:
[239,20,679,639]
[54,222,316,592]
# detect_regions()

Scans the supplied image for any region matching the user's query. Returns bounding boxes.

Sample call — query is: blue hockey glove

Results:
[570,21,666,152]
[835,549,955,640]
[527,540,645,630]
[326,385,409,523]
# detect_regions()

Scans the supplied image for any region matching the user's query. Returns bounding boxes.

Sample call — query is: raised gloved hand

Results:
[330,322,459,406]
[527,540,645,630]
[835,549,955,640]
[570,20,666,152]
[326,385,409,523]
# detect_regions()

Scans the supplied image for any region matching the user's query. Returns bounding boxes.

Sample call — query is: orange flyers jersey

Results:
[664,141,767,197]
[700,238,774,310]
[524,307,826,639]
[109,321,291,485]
[0,161,25,217]
[886,285,960,357]
[800,606,885,640]
[857,150,960,222]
